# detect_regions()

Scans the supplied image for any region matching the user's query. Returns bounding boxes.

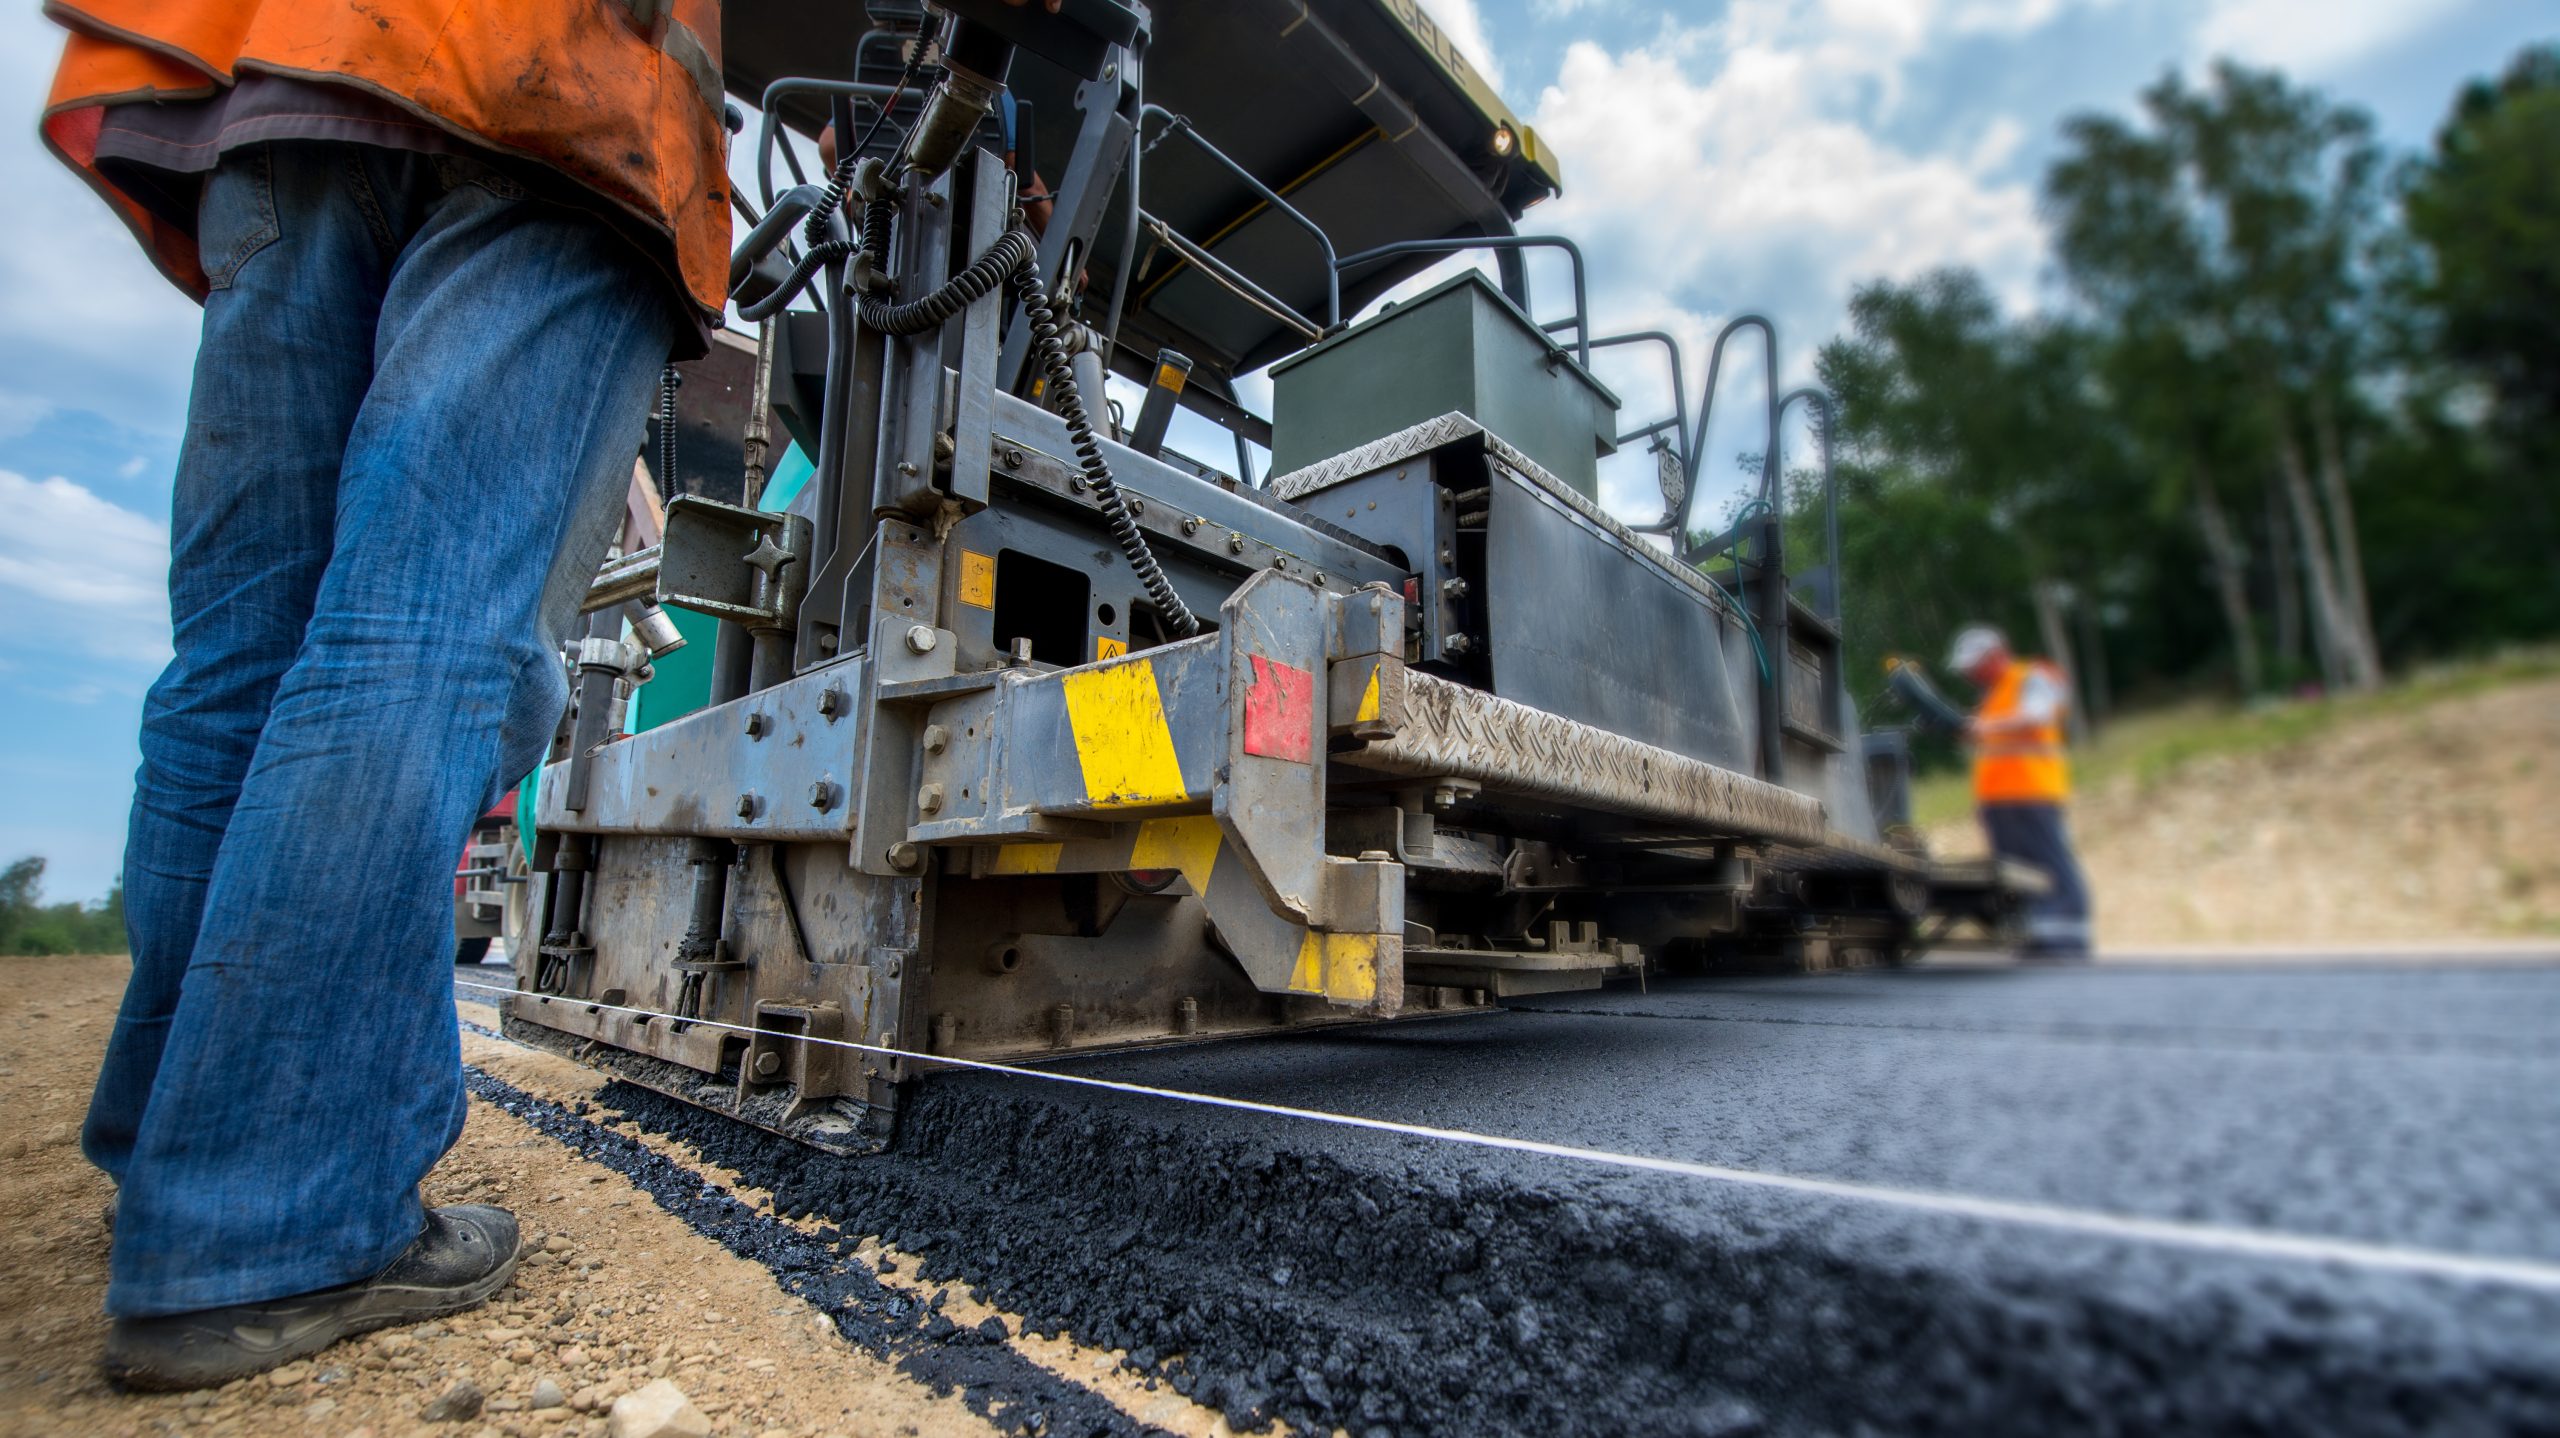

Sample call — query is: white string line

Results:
[452,977,2560,1294]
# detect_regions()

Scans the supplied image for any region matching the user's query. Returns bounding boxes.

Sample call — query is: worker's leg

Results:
[86,145,389,1188]
[1981,803,2092,958]
[103,144,672,1320]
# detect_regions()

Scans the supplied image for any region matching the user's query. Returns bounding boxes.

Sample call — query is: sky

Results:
[0,0,2549,904]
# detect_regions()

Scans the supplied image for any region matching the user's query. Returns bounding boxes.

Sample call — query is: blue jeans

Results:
[84,142,674,1317]
[1980,802,2093,956]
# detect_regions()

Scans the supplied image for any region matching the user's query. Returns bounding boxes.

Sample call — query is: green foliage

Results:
[1821,47,2560,736]
[0,856,129,956]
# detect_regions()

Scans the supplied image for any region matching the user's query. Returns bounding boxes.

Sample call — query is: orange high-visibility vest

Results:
[1972,659,2071,804]
[39,0,730,318]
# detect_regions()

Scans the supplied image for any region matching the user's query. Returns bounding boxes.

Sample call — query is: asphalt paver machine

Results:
[504,0,1969,1149]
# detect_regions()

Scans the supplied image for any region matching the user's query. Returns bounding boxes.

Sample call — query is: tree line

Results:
[1,856,127,955]
[1804,48,2559,721]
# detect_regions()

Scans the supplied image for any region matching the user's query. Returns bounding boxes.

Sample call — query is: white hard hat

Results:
[1947,625,2007,672]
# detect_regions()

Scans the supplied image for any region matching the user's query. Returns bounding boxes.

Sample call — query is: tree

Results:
[2045,62,2391,692]
[1816,270,2182,721]
[0,855,130,956]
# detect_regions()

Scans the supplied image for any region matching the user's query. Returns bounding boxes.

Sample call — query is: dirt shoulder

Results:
[1926,670,2560,947]
[0,954,1001,1438]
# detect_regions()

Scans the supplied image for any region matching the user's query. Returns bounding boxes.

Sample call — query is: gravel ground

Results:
[0,955,1250,1438]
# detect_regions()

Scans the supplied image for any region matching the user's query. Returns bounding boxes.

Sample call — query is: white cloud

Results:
[0,9,205,438]
[1523,30,2048,521]
[1415,0,1506,90]
[2195,0,2467,76]
[0,469,171,663]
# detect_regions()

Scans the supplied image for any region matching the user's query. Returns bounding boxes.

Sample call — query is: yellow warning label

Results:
[1060,659,1187,809]
[1095,635,1127,661]
[958,550,996,609]
[1154,361,1190,395]
[1356,666,1382,723]
[1287,931,1379,1003]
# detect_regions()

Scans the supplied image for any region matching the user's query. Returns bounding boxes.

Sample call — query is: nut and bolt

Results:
[736,792,761,819]
[1442,577,1471,599]
[885,841,923,871]
[743,711,767,738]
[1227,533,1247,554]
[1181,517,1200,536]
[903,625,939,654]
[896,460,920,477]
[922,723,950,755]
[1314,572,1328,586]
[816,685,845,718]
[1002,446,1025,470]
[917,782,946,816]
[1068,475,1087,494]
[752,1050,782,1078]
[1127,497,1145,517]
[808,779,837,811]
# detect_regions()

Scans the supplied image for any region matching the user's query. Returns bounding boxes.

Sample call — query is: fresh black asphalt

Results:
[536,957,2560,1436]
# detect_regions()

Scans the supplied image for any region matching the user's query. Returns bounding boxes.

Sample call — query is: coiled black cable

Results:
[857,228,1032,336]
[657,365,682,492]
[1004,251,1200,637]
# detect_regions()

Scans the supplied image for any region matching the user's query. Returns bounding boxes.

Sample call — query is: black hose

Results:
[657,366,682,494]
[735,237,857,322]
[853,221,1198,635]
[1006,253,1199,637]
[857,227,1033,335]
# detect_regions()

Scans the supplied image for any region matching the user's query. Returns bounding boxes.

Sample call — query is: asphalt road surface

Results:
[570,955,2560,1437]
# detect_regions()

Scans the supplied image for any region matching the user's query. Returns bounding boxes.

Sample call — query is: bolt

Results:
[922,723,950,754]
[752,1050,782,1078]
[1271,555,1287,569]
[1003,447,1025,469]
[896,460,920,478]
[1181,517,1200,536]
[917,782,946,815]
[808,779,837,811]
[1440,547,1455,567]
[925,190,945,209]
[904,625,938,654]
[818,628,840,654]
[1175,997,1199,1036]
[1315,572,1328,586]
[816,685,844,718]
[1128,497,1145,517]
[744,711,767,738]
[1069,475,1087,494]
[1442,577,1471,599]
[1227,533,1247,555]
[886,841,923,871]
[736,792,760,819]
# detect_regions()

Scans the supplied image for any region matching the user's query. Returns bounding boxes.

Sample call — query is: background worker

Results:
[1949,625,2094,958]
[39,0,728,1390]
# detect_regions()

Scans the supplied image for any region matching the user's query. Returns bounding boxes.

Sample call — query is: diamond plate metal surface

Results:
[1344,673,1827,845]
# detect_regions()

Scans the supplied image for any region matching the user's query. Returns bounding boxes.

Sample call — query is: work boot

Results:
[102,1204,520,1392]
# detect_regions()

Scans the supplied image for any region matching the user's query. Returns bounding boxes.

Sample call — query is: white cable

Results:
[453,977,2560,1294]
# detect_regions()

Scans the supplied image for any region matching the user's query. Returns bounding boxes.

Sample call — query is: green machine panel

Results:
[1268,270,1619,496]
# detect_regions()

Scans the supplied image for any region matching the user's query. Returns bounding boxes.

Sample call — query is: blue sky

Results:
[0,0,2549,903]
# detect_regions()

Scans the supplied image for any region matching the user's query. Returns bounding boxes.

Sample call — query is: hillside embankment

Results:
[1923,658,2560,948]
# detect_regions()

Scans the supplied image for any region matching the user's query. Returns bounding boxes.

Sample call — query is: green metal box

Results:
[1267,270,1620,496]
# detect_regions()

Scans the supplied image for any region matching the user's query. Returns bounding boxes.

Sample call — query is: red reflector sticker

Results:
[1241,654,1315,762]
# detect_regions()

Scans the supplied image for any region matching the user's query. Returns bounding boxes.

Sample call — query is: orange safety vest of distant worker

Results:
[38,0,732,318]
[1972,658,2072,804]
